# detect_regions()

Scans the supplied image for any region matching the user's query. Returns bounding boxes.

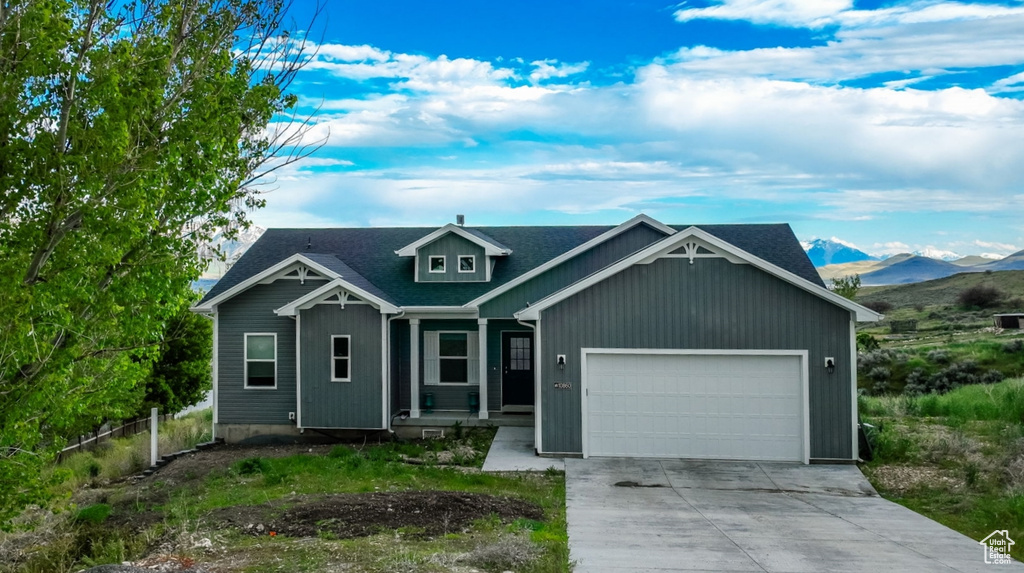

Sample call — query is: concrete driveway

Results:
[566,458,1023,572]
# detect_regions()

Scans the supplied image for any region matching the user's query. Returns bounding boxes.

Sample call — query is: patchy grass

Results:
[860,378,1024,544]
[1,426,569,573]
[857,334,1024,394]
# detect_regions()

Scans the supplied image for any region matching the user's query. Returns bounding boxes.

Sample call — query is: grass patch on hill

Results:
[860,378,1024,543]
[856,270,1024,310]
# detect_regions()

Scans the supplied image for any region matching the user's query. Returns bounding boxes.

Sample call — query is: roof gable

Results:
[195,220,827,311]
[395,223,511,257]
[516,226,882,322]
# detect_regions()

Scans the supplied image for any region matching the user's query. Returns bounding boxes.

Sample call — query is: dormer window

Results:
[396,223,511,283]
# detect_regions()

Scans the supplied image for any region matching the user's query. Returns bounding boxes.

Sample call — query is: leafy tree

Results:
[141,299,213,417]
[830,274,861,300]
[0,0,322,525]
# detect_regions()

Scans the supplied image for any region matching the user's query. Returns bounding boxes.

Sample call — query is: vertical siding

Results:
[540,257,853,459]
[479,223,668,318]
[414,319,479,410]
[390,319,409,412]
[486,320,534,411]
[417,234,487,282]
[217,281,323,425]
[298,303,383,429]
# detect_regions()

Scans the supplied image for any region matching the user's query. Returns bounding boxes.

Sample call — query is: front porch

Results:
[392,410,534,428]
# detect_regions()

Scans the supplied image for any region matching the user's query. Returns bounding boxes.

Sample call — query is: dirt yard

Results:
[2,432,568,573]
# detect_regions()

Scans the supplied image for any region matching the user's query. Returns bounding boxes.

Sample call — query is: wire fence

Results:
[56,414,173,463]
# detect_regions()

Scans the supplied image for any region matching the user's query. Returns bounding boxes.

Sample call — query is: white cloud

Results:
[992,71,1024,93]
[674,0,851,28]
[973,239,1018,251]
[673,0,1024,30]
[666,16,1024,83]
[317,43,390,62]
[529,59,590,83]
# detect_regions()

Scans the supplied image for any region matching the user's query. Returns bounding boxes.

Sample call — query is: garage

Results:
[581,351,808,462]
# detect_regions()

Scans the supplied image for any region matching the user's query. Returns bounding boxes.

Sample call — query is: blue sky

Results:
[256,0,1024,259]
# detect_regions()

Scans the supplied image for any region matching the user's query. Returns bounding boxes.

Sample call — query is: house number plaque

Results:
[553,382,572,390]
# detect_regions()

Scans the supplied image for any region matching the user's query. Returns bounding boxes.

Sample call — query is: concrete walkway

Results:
[567,458,1024,573]
[482,426,564,472]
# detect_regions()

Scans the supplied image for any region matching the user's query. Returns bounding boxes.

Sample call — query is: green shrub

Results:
[1003,340,1024,354]
[236,457,270,476]
[75,503,111,524]
[864,300,894,313]
[867,423,918,463]
[857,332,880,351]
[958,285,1003,309]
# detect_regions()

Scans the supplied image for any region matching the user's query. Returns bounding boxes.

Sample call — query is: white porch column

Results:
[410,319,421,418]
[477,319,488,420]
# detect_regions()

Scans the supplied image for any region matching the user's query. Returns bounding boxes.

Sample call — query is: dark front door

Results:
[501,332,535,407]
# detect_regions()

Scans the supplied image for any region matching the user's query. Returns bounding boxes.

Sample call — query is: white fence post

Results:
[150,407,158,467]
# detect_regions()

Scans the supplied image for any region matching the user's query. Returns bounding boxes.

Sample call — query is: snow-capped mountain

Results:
[197,225,265,279]
[910,247,961,262]
[801,238,877,267]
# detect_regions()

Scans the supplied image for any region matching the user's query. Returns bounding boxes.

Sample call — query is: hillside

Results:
[978,249,1024,272]
[857,270,1024,309]
[951,255,993,267]
[859,256,967,286]
[816,253,916,280]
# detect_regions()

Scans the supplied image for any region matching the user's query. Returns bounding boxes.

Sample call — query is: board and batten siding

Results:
[415,319,479,410]
[479,222,668,318]
[486,320,533,411]
[417,234,487,282]
[298,303,383,429]
[539,257,854,459]
[217,281,323,425]
[391,319,409,412]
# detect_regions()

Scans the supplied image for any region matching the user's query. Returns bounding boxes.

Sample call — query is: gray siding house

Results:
[193,215,880,463]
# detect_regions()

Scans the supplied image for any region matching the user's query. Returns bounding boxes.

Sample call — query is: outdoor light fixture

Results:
[557,354,566,370]
[825,357,836,374]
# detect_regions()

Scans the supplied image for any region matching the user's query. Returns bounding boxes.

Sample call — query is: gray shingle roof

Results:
[199,223,822,308]
[460,227,511,253]
[301,253,397,305]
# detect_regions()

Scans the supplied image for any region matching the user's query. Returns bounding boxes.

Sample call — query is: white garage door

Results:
[584,352,806,462]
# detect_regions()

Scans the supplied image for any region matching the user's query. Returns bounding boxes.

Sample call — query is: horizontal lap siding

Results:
[540,258,853,458]
[480,223,668,318]
[218,281,324,425]
[299,303,383,428]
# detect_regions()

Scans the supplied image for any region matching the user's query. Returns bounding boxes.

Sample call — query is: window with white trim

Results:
[428,255,446,273]
[331,335,351,381]
[424,331,480,385]
[457,255,476,273]
[244,333,276,388]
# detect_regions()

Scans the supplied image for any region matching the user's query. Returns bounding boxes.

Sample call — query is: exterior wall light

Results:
[825,357,836,375]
